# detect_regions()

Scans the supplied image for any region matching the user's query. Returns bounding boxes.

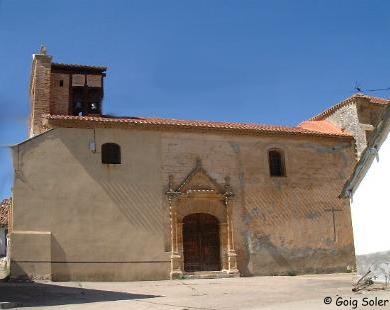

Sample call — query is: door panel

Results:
[183,213,221,272]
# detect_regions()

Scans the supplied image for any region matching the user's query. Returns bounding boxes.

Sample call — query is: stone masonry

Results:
[312,95,388,156]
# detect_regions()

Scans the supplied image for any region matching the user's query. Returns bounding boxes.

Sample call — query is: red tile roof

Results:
[368,96,390,104]
[0,198,10,227]
[51,63,107,72]
[43,114,353,139]
[298,120,346,135]
[310,94,390,121]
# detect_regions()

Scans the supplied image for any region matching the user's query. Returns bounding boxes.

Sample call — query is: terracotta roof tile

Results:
[0,198,10,227]
[298,120,346,135]
[310,94,390,121]
[43,114,353,139]
[51,63,107,72]
[368,96,390,104]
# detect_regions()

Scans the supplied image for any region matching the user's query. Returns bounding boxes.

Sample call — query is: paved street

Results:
[0,273,389,309]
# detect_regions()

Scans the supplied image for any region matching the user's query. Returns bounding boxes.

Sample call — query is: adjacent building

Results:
[0,198,10,257]
[340,105,390,282]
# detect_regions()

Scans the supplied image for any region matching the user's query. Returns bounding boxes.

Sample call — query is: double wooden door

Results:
[183,213,221,272]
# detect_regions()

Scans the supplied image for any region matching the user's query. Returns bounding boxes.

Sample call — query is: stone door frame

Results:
[166,159,239,279]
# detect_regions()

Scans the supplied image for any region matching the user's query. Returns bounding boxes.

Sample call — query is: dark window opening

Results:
[72,87,84,116]
[102,143,121,164]
[71,86,103,116]
[268,150,285,177]
[86,88,102,114]
[59,80,64,87]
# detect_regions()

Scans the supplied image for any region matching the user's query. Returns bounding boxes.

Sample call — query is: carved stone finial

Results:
[39,45,47,55]
[223,176,234,205]
[196,158,202,168]
[168,175,174,191]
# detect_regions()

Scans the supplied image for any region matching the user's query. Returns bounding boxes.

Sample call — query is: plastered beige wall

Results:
[11,127,356,280]
[12,128,169,280]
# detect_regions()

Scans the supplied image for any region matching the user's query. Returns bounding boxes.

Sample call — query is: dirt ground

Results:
[0,273,389,309]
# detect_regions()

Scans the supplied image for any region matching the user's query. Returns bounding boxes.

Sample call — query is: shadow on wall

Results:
[57,131,163,235]
[100,180,162,234]
[0,282,160,307]
[249,234,291,270]
[51,236,70,281]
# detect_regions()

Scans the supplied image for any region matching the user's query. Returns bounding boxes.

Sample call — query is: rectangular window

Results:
[268,150,286,177]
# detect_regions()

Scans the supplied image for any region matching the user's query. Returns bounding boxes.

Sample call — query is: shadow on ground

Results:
[0,282,160,308]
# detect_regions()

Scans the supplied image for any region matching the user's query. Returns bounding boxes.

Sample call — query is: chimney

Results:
[29,46,52,137]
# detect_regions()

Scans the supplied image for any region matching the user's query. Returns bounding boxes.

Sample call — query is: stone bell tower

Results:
[29,46,107,137]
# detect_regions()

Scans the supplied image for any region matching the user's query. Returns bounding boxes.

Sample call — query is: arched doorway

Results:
[166,159,239,279]
[183,213,221,272]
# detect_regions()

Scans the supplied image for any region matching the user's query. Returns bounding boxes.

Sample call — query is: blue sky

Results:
[0,0,389,200]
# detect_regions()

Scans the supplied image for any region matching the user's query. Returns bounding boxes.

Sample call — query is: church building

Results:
[8,48,389,281]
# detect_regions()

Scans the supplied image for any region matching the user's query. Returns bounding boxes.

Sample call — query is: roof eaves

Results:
[43,114,354,139]
[309,94,390,121]
[51,63,107,72]
[11,129,55,148]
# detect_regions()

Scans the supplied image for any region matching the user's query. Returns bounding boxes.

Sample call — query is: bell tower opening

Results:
[51,64,106,116]
[66,71,105,116]
[29,46,107,137]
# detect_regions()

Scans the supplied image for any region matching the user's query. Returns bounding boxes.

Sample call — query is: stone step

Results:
[183,271,239,279]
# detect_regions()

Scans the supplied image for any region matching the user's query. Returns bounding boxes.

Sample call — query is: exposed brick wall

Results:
[29,54,52,137]
[50,73,70,115]
[161,132,356,276]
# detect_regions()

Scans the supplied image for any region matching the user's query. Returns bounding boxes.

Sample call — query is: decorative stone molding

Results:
[166,159,239,279]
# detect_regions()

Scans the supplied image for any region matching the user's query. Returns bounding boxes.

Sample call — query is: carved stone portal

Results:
[166,159,239,279]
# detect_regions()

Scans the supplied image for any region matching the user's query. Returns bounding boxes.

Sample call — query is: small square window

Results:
[59,80,64,87]
[102,143,121,164]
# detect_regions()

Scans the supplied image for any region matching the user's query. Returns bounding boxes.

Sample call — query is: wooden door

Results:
[183,213,221,272]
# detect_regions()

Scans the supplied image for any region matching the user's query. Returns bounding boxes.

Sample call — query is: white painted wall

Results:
[351,131,390,256]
